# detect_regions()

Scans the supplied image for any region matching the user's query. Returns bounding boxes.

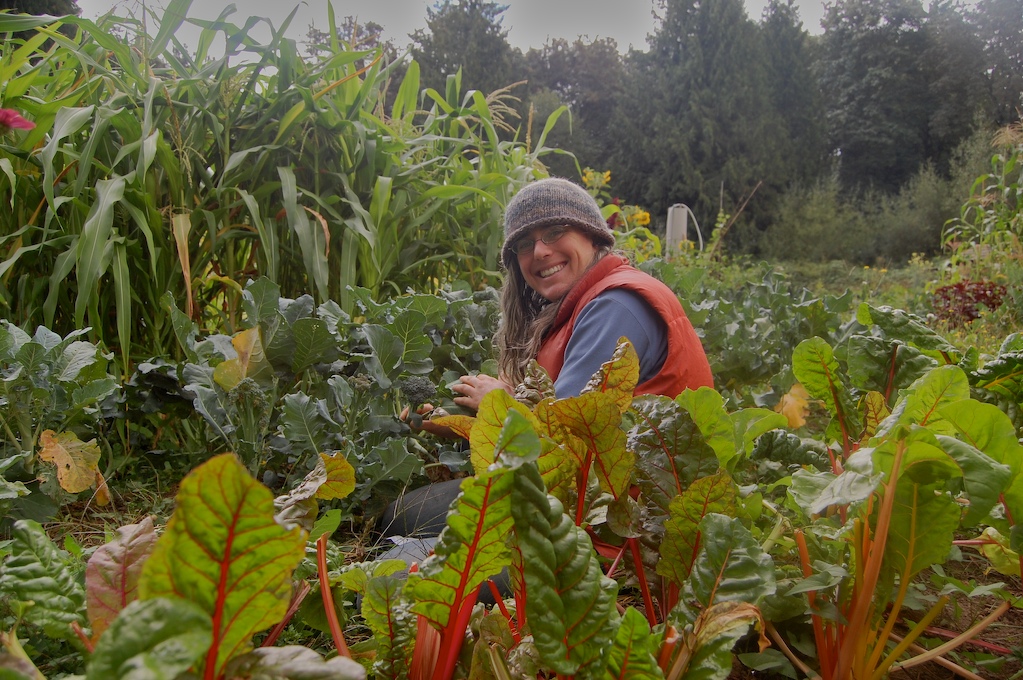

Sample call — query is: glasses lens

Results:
[512,238,533,255]
[543,226,568,244]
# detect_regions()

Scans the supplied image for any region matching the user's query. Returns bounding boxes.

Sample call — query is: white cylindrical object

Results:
[666,203,689,252]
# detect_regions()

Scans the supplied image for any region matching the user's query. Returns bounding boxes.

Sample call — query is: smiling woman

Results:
[380,177,714,542]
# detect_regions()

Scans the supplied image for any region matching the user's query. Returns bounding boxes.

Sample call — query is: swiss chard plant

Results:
[759,304,1023,679]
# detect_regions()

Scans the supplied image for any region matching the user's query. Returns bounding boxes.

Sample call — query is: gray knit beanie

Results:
[501,178,615,268]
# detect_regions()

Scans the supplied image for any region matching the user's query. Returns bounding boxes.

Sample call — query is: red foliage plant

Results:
[931,280,1006,327]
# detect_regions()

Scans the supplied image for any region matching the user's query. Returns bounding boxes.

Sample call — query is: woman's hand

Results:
[450,374,514,411]
[400,403,459,438]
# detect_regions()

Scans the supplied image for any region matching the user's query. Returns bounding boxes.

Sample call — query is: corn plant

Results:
[0,3,566,375]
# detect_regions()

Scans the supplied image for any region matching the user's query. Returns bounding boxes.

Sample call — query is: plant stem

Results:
[872,595,949,680]
[316,534,351,658]
[887,633,986,680]
[628,537,658,627]
[888,601,1011,673]
[765,622,821,680]
[262,580,311,648]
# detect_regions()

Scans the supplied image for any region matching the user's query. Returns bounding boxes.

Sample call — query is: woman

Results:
[450,176,712,409]
[380,177,713,540]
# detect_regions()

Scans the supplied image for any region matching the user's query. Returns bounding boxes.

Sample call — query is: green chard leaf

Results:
[682,514,775,613]
[509,460,618,676]
[878,365,970,437]
[0,519,86,639]
[138,454,306,679]
[792,337,861,450]
[629,395,719,522]
[882,481,960,582]
[657,472,739,585]
[603,607,662,679]
[856,304,961,362]
[86,597,212,680]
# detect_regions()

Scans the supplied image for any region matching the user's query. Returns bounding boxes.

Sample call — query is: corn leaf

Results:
[0,519,86,639]
[138,453,306,679]
[86,597,212,680]
[86,517,157,640]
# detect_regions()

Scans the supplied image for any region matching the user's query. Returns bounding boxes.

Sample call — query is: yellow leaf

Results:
[315,452,356,500]
[38,430,101,494]
[775,383,810,429]
[94,470,111,506]
[213,327,273,390]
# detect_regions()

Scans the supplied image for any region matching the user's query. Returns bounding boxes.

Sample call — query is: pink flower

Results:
[0,108,35,135]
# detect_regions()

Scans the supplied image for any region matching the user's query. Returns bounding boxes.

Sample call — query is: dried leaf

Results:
[37,430,101,494]
[775,383,810,429]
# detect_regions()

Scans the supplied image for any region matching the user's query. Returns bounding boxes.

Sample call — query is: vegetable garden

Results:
[1,5,1022,680]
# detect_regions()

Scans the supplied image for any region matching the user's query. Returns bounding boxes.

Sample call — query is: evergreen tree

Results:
[816,0,934,191]
[523,37,626,175]
[760,0,829,183]
[409,0,521,98]
[970,0,1023,126]
[608,0,790,242]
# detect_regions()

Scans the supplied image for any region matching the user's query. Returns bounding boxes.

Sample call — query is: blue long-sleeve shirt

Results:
[554,288,668,398]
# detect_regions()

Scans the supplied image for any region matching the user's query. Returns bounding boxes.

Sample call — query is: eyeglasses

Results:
[510,225,570,256]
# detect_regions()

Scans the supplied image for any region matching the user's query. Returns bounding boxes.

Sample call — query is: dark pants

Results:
[376,478,509,603]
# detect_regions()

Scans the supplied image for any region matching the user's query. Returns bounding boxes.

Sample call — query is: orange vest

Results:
[536,255,714,397]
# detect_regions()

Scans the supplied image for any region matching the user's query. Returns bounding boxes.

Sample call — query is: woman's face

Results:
[514,225,598,302]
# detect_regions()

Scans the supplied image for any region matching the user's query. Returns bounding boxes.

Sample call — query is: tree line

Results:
[6,0,1023,261]
[405,0,1023,261]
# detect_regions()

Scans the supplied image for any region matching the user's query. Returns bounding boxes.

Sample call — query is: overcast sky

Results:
[73,0,829,54]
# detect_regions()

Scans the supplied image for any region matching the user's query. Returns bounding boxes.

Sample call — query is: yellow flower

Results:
[633,210,650,226]
[602,170,611,184]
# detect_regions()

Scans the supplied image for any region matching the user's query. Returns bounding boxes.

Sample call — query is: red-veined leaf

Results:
[604,607,661,679]
[86,517,157,640]
[580,337,639,414]
[551,391,632,500]
[657,472,739,585]
[629,396,719,521]
[138,454,306,680]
